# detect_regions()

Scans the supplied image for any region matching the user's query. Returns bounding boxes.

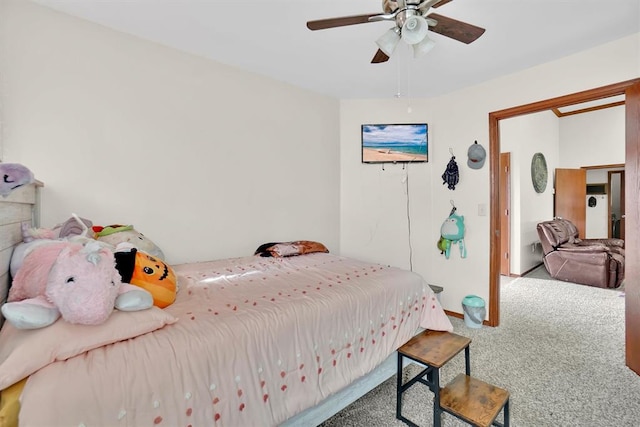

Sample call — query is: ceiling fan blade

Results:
[307,13,381,30]
[371,49,390,63]
[432,0,454,8]
[427,13,485,44]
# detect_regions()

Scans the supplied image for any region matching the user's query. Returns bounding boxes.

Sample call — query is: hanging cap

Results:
[467,141,486,170]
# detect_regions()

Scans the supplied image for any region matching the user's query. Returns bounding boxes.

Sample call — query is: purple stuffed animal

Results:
[0,162,34,197]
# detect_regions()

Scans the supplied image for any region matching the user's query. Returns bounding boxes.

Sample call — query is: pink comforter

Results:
[18,254,452,426]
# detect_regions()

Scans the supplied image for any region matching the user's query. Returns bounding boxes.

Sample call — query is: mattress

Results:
[1,253,452,426]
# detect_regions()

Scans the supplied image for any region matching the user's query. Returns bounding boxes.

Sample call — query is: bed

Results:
[0,183,452,426]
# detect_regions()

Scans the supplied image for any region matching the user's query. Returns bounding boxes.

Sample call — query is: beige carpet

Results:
[319,275,637,427]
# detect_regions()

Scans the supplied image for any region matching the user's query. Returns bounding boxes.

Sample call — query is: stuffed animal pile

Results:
[2,214,177,330]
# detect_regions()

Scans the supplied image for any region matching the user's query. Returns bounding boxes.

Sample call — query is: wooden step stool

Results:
[396,330,509,427]
[440,374,509,427]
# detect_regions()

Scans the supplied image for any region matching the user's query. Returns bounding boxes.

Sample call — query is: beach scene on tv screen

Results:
[362,124,428,163]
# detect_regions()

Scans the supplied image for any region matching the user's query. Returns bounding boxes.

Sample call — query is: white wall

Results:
[0,1,341,264]
[501,112,559,275]
[2,0,638,316]
[560,106,625,168]
[340,33,640,315]
[562,106,625,238]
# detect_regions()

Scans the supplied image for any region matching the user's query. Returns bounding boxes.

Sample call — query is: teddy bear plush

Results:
[2,241,153,329]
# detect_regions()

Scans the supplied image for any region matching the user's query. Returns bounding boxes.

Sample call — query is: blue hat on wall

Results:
[467,140,486,169]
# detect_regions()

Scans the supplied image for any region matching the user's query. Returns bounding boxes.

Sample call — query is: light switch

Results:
[478,204,487,216]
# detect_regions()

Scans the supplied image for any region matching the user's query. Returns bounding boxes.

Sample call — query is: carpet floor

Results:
[319,275,639,427]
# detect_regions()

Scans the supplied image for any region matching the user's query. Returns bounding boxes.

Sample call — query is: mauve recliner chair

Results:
[536,218,624,289]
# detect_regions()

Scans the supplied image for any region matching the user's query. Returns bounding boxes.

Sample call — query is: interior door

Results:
[608,170,625,240]
[554,168,587,237]
[499,153,511,275]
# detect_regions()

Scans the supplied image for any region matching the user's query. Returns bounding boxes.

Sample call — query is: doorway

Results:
[488,78,640,375]
[608,170,625,240]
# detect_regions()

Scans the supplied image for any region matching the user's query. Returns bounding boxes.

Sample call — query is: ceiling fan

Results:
[306,0,485,63]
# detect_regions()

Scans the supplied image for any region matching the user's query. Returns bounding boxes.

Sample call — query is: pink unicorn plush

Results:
[2,241,153,329]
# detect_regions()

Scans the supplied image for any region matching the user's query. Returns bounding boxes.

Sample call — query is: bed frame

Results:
[0,182,418,424]
[282,351,409,425]
[0,182,41,324]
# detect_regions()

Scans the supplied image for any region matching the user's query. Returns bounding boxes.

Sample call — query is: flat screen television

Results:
[361,123,428,164]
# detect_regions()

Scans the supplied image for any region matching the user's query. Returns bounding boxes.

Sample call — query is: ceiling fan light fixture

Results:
[413,34,436,57]
[376,27,401,57]
[401,15,429,45]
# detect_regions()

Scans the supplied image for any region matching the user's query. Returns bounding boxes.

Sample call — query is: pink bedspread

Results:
[18,253,452,426]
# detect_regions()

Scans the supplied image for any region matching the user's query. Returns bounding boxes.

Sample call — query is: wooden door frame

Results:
[499,152,511,276]
[488,78,640,375]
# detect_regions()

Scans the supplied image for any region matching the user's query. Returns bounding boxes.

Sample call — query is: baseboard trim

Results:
[444,310,490,327]
[503,262,545,278]
[520,262,545,277]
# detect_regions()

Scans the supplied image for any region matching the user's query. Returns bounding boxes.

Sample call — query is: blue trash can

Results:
[462,295,485,328]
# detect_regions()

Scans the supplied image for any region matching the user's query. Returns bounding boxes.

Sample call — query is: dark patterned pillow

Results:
[254,241,329,258]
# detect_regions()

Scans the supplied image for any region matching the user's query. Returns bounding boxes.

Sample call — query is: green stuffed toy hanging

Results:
[438,205,467,259]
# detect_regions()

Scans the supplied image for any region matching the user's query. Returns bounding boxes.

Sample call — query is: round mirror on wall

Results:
[531,152,548,193]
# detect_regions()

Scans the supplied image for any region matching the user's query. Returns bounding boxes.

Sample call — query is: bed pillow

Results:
[0,307,177,390]
[254,240,329,258]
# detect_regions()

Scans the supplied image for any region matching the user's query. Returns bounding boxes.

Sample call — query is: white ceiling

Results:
[31,0,640,99]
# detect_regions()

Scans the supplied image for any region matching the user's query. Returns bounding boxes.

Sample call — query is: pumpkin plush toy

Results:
[114,247,177,308]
